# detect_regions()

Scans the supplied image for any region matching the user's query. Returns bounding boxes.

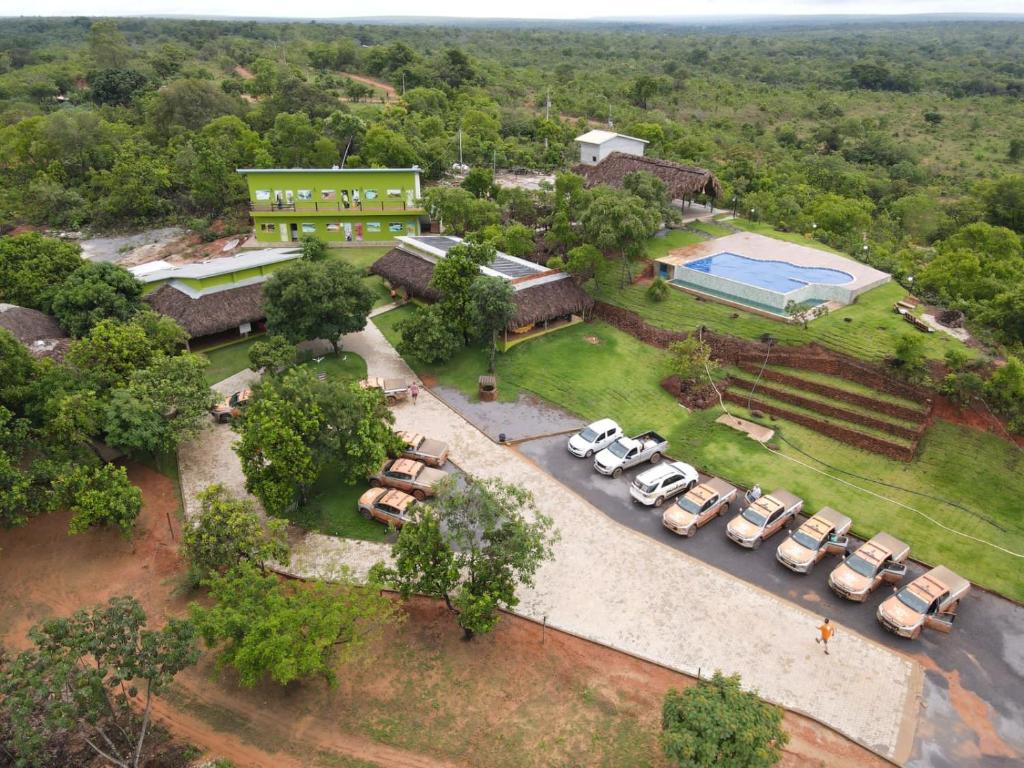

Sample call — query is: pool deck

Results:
[656,232,890,300]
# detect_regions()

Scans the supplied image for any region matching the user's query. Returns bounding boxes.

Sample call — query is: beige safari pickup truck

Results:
[828,532,910,602]
[877,565,970,639]
[396,430,449,468]
[211,389,252,423]
[726,489,803,549]
[775,507,852,573]
[662,477,737,537]
[357,487,417,528]
[359,377,409,404]
[369,458,447,500]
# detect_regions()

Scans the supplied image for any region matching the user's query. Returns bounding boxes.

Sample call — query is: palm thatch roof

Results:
[370,250,593,329]
[0,303,70,360]
[370,248,440,301]
[574,152,723,199]
[145,283,265,338]
[511,279,594,328]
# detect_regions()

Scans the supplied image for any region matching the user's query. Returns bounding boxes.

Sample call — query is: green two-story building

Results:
[238,167,424,245]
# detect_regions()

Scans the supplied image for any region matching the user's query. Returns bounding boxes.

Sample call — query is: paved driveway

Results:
[518,435,1024,767]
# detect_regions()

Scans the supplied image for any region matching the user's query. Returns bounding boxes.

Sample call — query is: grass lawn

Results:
[326,245,395,308]
[643,229,705,260]
[595,274,977,363]
[728,217,844,253]
[295,349,368,379]
[200,337,261,385]
[284,469,386,541]
[376,305,1024,601]
[687,221,733,238]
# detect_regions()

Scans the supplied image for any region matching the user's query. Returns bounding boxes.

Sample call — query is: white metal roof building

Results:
[575,130,649,166]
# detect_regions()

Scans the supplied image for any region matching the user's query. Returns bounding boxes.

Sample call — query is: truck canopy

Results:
[926,566,971,601]
[767,489,802,512]
[867,532,911,560]
[702,477,737,499]
[812,506,852,532]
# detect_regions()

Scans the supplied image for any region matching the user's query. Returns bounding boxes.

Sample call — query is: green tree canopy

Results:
[103,352,215,456]
[65,318,157,390]
[56,463,143,537]
[395,304,463,364]
[0,233,83,313]
[579,186,660,283]
[373,476,556,639]
[430,240,496,342]
[0,596,198,768]
[234,367,400,515]
[469,275,515,372]
[661,672,788,768]
[190,562,398,687]
[182,484,290,582]
[51,262,143,337]
[263,260,373,355]
[247,334,297,374]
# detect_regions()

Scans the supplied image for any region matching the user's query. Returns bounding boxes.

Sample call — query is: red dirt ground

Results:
[0,463,888,768]
[931,396,1024,448]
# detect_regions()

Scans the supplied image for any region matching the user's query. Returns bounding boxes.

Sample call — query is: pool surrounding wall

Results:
[671,263,863,312]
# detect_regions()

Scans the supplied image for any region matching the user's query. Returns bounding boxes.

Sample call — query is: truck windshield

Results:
[228,392,240,407]
[677,496,702,515]
[844,554,877,578]
[791,530,820,550]
[741,507,766,526]
[608,441,630,458]
[635,479,659,494]
[896,588,929,613]
[579,427,598,442]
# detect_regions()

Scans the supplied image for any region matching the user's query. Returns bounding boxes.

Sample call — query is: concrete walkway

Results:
[179,319,922,762]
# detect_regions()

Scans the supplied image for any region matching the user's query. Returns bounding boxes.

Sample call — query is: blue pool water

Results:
[682,252,853,293]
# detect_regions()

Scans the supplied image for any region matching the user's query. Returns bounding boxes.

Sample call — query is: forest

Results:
[0,16,1023,361]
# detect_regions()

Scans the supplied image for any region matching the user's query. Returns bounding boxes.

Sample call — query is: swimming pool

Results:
[682,252,853,293]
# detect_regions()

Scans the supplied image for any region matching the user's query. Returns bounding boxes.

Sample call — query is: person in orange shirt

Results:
[816,618,835,655]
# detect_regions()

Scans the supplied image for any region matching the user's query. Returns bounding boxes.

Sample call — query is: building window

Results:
[364,189,379,200]
[388,222,404,233]
[321,190,336,201]
[259,223,276,232]
[255,189,271,201]
[301,223,316,233]
[297,189,313,201]
[326,223,340,232]
[366,222,381,233]
[386,188,402,197]
[591,155,597,162]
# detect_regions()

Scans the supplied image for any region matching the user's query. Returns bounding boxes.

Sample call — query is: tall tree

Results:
[661,672,788,768]
[104,353,215,456]
[234,368,400,515]
[373,476,556,639]
[55,463,143,537]
[430,240,496,343]
[470,275,515,373]
[263,260,373,355]
[395,305,463,365]
[87,20,132,69]
[65,318,156,389]
[0,596,198,768]
[579,187,660,285]
[0,233,83,313]
[182,484,290,582]
[51,263,143,338]
[190,562,397,686]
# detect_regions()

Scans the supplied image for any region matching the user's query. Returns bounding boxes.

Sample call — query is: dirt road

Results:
[338,71,397,98]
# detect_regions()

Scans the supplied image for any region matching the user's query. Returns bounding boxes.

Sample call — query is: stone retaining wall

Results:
[730,376,924,441]
[724,391,917,462]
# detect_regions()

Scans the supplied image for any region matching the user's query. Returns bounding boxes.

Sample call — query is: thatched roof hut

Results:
[370,248,593,330]
[511,279,594,328]
[369,248,440,301]
[0,303,70,360]
[145,283,265,338]
[574,152,723,200]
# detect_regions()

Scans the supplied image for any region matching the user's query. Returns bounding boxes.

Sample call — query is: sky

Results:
[5,1,1024,20]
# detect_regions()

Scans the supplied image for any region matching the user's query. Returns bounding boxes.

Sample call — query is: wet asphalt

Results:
[517,434,1024,767]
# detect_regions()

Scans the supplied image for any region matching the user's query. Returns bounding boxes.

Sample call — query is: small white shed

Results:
[575,130,648,166]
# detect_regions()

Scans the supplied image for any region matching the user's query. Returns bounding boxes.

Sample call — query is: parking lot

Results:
[518,433,1024,768]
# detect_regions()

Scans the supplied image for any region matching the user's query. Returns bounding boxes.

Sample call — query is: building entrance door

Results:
[279,223,288,242]
[289,223,299,241]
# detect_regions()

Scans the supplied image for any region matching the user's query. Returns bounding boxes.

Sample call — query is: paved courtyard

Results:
[179,318,922,762]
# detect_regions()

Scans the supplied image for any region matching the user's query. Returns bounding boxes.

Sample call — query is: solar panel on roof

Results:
[412,236,461,251]
[489,254,541,278]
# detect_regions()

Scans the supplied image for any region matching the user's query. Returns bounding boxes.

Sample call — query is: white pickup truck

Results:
[594,431,668,478]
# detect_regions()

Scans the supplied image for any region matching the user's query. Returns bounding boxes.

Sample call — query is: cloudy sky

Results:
[5,0,1023,19]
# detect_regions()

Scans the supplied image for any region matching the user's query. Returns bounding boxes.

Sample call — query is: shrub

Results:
[647,276,670,302]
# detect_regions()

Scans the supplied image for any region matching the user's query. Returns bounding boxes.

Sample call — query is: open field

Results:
[327,246,394,308]
[201,337,262,385]
[0,465,882,768]
[377,306,1024,601]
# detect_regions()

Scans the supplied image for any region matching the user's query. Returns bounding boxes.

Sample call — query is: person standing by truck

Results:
[816,618,835,655]
[409,382,419,406]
